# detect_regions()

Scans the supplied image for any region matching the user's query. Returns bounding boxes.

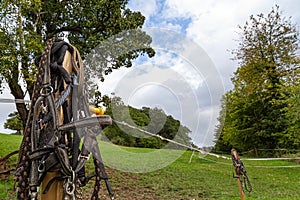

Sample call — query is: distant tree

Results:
[4,112,23,135]
[279,68,300,148]
[0,0,154,127]
[146,107,166,134]
[214,95,231,152]
[100,96,192,148]
[214,5,300,152]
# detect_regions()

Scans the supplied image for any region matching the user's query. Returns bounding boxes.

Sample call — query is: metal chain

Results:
[76,185,84,200]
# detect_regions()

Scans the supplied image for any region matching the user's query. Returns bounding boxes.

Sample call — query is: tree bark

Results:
[8,81,28,130]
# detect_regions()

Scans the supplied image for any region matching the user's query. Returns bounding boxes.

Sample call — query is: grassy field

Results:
[1,133,300,199]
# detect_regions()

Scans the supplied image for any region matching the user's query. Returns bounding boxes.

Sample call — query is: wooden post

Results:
[41,48,73,200]
[237,175,245,200]
[231,148,246,200]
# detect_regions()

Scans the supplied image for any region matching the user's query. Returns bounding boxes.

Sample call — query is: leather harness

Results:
[15,38,114,200]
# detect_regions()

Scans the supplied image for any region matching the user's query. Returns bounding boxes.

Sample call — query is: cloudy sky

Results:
[98,0,300,147]
[1,0,300,147]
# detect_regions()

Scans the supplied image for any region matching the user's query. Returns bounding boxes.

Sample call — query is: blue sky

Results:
[1,0,300,147]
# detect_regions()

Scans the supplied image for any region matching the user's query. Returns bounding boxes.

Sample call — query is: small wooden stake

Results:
[237,175,245,200]
[231,148,246,200]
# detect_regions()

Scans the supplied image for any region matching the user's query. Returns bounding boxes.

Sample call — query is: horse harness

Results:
[231,149,252,195]
[15,38,114,200]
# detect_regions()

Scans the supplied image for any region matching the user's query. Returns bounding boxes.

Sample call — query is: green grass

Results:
[0,133,22,157]
[1,133,300,199]
[0,133,22,199]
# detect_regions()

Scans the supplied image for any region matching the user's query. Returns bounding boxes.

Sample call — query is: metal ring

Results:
[65,181,75,196]
[40,85,53,97]
[38,162,45,173]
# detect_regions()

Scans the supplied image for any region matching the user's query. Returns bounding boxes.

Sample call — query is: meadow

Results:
[1,133,300,200]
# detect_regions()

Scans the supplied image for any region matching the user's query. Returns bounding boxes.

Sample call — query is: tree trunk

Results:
[8,81,28,130]
[10,3,29,129]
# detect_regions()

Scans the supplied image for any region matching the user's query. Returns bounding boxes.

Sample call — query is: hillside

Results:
[1,133,300,199]
[102,103,193,149]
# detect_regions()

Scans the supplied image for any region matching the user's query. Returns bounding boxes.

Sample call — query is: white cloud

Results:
[98,67,132,96]
[161,0,300,79]
[0,88,17,134]
[97,26,225,146]
[120,0,300,147]
[154,21,183,33]
[127,0,157,19]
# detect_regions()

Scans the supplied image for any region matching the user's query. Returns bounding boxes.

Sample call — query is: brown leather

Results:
[41,172,64,200]
[41,45,74,200]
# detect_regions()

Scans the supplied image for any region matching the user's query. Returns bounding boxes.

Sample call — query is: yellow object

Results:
[89,106,104,115]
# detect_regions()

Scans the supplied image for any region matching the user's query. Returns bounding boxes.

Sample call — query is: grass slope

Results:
[1,133,300,199]
[0,133,22,199]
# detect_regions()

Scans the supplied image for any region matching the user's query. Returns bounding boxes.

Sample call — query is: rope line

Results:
[242,157,300,161]
[1,99,299,168]
[113,120,214,155]
[0,98,31,104]
[193,152,300,168]
[113,120,300,168]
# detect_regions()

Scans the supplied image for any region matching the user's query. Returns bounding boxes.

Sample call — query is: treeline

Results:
[4,94,193,149]
[97,96,192,149]
[214,6,300,155]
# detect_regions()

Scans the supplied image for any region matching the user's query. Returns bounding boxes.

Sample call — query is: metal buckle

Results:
[40,85,53,97]
[78,153,90,161]
[38,161,45,173]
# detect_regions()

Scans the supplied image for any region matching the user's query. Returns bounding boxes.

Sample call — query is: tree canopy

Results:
[0,0,155,127]
[97,95,193,149]
[214,5,300,154]
[4,111,23,134]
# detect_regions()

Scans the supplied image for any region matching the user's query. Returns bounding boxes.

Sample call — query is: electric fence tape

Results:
[0,98,31,104]
[1,98,300,168]
[113,120,300,168]
[113,120,230,159]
